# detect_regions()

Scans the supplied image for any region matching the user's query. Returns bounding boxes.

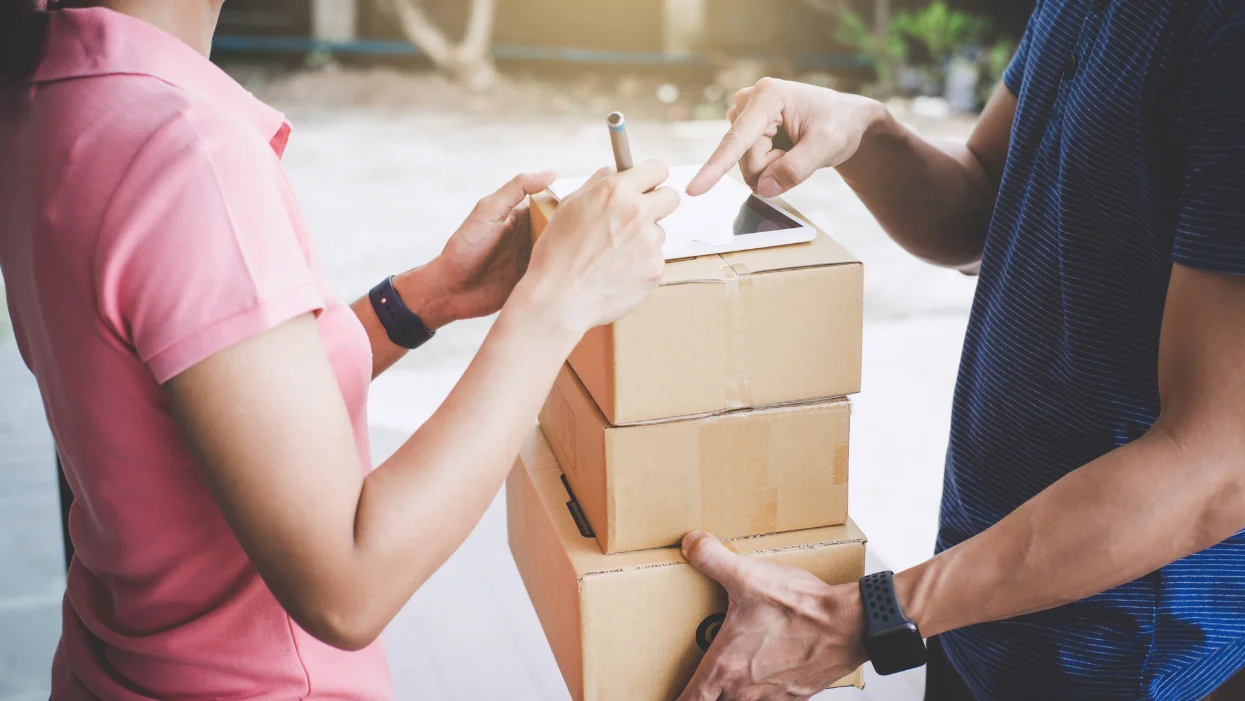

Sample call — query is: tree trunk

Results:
[384,0,498,91]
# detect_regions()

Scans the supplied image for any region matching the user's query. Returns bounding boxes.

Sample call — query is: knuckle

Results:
[719,653,748,681]
[755,76,779,92]
[603,179,628,204]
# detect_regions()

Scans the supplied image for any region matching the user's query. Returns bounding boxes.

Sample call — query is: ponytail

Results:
[0,0,49,85]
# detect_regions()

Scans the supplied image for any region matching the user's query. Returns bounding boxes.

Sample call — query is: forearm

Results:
[342,286,579,637]
[352,261,457,378]
[836,111,997,271]
[896,427,1245,638]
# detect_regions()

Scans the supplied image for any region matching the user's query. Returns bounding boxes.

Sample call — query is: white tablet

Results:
[548,165,818,261]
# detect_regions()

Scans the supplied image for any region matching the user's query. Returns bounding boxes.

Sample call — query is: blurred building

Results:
[218,0,1036,60]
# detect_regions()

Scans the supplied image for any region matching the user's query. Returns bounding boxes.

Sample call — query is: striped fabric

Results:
[935,1,1245,699]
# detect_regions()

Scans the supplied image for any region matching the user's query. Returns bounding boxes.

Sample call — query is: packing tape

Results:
[698,398,779,535]
[721,261,754,410]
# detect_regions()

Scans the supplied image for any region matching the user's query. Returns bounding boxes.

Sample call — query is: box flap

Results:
[530,192,860,286]
[517,429,866,578]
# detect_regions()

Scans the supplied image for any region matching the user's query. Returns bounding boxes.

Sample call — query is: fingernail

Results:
[757,177,782,198]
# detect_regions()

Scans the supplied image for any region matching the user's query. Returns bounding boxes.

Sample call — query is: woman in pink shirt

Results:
[0,2,678,698]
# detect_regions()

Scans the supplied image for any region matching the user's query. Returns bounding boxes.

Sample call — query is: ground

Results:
[0,68,979,700]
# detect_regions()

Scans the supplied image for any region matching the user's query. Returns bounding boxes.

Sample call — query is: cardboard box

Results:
[530,192,863,424]
[508,429,866,701]
[540,363,851,553]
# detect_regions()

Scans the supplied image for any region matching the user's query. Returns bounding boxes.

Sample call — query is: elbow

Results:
[1194,471,1245,551]
[1151,421,1245,550]
[286,594,385,652]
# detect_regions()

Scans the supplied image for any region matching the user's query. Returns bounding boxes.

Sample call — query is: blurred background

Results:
[0,0,1033,698]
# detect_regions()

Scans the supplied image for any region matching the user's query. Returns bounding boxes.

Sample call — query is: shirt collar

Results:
[31,7,291,156]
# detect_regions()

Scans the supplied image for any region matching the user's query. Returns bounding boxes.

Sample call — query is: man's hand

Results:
[677,532,868,701]
[686,78,886,198]
[401,171,557,327]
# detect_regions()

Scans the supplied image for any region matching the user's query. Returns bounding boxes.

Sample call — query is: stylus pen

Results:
[607,111,634,172]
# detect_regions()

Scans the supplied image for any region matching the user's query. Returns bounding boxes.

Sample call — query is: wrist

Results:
[392,261,457,331]
[827,582,871,667]
[841,99,903,171]
[501,276,587,353]
[894,561,942,638]
[861,98,901,143]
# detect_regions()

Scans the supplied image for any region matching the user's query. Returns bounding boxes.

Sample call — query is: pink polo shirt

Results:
[0,8,392,699]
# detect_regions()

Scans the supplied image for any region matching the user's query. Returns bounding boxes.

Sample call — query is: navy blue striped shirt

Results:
[936,0,1245,698]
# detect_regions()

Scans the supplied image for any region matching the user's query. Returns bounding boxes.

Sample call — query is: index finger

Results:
[674,642,726,701]
[686,93,781,196]
[615,158,671,194]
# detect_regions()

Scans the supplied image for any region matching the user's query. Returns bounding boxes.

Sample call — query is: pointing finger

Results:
[687,90,782,196]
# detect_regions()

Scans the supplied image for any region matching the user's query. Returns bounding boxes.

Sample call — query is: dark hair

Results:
[0,0,50,84]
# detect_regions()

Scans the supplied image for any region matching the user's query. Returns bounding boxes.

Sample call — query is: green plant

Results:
[892,2,988,66]
[835,9,906,86]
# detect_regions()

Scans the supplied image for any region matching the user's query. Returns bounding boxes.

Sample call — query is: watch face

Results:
[866,622,928,676]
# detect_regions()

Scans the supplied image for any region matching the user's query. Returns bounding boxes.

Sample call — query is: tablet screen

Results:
[733,196,802,236]
[550,165,812,259]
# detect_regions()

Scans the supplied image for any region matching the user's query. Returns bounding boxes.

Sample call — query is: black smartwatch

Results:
[369,275,436,350]
[859,571,927,675]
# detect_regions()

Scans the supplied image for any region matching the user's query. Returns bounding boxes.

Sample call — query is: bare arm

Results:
[898,264,1245,635]
[166,162,679,650]
[838,83,1015,271]
[676,264,1245,698]
[687,79,1017,271]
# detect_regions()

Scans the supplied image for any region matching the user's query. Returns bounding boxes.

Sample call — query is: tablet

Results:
[548,165,818,260]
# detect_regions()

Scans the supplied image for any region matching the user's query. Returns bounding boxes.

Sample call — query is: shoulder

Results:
[103,77,281,185]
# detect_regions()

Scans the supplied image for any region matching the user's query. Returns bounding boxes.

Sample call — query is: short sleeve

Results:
[1172,7,1245,275]
[1003,4,1041,96]
[97,109,323,383]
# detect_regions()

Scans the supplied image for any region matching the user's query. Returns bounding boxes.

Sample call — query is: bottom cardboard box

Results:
[508,429,867,701]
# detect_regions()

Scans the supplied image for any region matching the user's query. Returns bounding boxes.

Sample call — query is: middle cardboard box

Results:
[540,362,851,554]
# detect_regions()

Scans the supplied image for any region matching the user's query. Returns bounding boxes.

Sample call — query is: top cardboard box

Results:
[531,192,863,424]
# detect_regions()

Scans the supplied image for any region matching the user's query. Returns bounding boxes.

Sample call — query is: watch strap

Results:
[369,275,436,350]
[860,570,927,675]
[860,570,904,633]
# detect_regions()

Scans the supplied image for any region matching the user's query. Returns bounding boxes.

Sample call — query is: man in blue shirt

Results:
[677,1,1245,699]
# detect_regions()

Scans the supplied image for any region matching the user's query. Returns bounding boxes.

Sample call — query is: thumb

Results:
[755,139,823,198]
[682,531,749,595]
[475,171,557,219]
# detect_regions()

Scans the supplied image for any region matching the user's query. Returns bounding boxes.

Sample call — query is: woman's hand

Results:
[512,159,681,335]
[401,171,557,327]
[686,78,888,199]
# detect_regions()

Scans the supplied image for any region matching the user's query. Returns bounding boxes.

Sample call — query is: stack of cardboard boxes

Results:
[508,191,868,701]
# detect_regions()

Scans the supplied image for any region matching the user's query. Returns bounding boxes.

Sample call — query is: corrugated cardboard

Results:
[540,362,851,553]
[508,429,866,701]
[530,192,863,424]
